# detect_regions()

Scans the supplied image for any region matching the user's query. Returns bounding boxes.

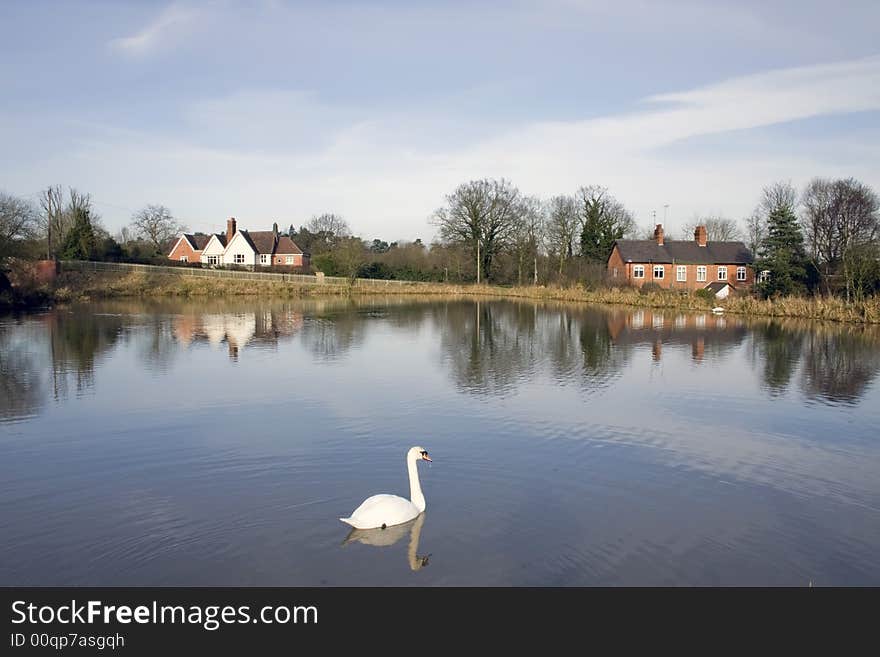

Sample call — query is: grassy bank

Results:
[34,269,880,324]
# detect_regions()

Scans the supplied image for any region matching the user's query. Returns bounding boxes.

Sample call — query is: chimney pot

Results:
[226,217,237,243]
[653,223,665,246]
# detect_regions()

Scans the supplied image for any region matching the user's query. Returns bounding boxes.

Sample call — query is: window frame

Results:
[286,255,295,265]
[632,265,645,279]
[260,254,270,265]
[676,265,687,282]
[737,266,747,282]
[718,266,728,281]
[179,255,188,262]
[233,254,245,264]
[653,265,665,280]
[207,255,219,266]
[696,266,707,282]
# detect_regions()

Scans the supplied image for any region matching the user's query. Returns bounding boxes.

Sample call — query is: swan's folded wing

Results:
[345,494,419,529]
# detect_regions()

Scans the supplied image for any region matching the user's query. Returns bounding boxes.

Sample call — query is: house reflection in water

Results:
[606,309,746,363]
[172,309,304,360]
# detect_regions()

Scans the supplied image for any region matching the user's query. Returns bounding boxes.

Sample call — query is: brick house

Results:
[170,218,309,269]
[607,224,754,291]
[167,233,211,263]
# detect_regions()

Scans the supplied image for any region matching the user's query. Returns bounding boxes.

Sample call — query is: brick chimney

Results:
[653,223,665,246]
[226,217,237,243]
[694,224,708,247]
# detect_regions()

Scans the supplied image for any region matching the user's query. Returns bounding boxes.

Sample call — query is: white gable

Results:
[199,235,227,263]
[222,230,257,266]
[715,285,731,299]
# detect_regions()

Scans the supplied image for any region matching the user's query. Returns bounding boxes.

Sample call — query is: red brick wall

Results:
[607,247,626,281]
[609,255,754,290]
[168,238,201,263]
[273,254,305,267]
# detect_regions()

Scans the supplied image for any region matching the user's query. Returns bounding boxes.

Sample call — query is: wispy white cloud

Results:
[109,4,201,55]
[489,55,880,157]
[5,56,880,239]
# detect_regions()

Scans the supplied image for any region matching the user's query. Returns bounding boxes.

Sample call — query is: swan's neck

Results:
[407,454,426,512]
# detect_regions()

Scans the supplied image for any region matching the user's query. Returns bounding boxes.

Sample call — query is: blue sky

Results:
[2,0,879,240]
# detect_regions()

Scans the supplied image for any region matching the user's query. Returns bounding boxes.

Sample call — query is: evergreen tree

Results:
[757,204,808,297]
[577,186,633,262]
[59,207,98,260]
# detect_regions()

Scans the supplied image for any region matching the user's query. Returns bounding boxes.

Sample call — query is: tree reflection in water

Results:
[2,297,880,423]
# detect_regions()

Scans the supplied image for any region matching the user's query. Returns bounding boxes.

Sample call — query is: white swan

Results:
[340,446,431,530]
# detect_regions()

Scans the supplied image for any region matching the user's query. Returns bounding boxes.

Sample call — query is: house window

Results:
[759,270,771,283]
[179,255,188,262]
[737,266,747,281]
[286,255,294,265]
[207,255,219,266]
[234,254,245,264]
[260,254,270,265]
[718,266,728,281]
[676,265,687,282]
[696,266,707,282]
[612,267,618,278]
[632,265,645,279]
[653,265,664,279]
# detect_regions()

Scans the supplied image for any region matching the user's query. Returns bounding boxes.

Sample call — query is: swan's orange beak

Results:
[422,452,432,462]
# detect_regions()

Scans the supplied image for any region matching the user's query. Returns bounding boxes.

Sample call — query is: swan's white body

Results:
[712,306,725,313]
[340,446,430,530]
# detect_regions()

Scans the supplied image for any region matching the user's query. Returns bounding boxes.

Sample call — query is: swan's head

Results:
[409,446,432,462]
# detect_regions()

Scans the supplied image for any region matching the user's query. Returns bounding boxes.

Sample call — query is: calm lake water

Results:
[2,297,879,586]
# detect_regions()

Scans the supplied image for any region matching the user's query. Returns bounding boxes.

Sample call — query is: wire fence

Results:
[59,260,432,288]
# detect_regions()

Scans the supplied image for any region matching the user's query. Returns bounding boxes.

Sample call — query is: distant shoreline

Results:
[4,266,862,325]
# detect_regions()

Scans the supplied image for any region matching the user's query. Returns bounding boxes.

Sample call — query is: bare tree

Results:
[67,189,92,217]
[129,205,185,253]
[682,215,742,241]
[0,192,38,260]
[760,181,798,218]
[803,177,880,299]
[306,213,350,240]
[38,185,66,259]
[432,178,521,283]
[544,194,578,276]
[745,210,765,257]
[511,196,544,285]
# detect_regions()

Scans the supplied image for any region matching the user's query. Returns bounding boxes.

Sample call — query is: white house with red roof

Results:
[170,218,309,269]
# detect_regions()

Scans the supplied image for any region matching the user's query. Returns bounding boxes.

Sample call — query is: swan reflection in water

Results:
[342,512,431,571]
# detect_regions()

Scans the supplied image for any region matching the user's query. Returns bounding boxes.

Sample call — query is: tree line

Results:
[751,178,880,300]
[2,176,878,299]
[0,187,187,264]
